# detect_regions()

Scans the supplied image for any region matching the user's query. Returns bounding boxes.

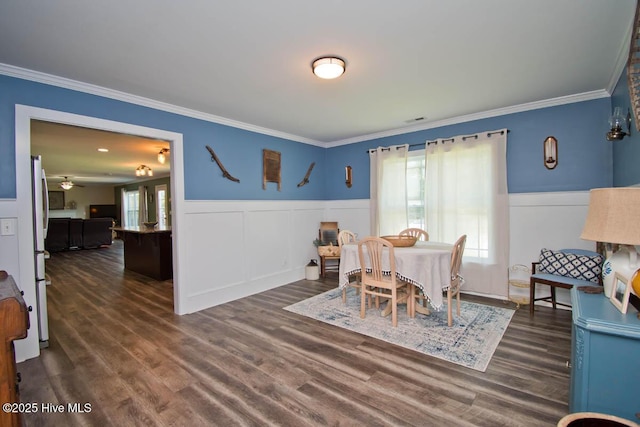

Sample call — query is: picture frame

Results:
[610,271,633,314]
[48,191,65,210]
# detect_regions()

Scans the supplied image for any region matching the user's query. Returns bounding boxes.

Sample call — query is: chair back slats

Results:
[338,230,356,247]
[399,228,429,241]
[358,237,395,284]
[450,234,467,291]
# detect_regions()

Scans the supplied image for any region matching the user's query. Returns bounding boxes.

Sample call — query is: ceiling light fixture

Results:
[60,180,73,190]
[135,164,153,177]
[157,148,170,164]
[312,56,346,79]
[97,148,109,152]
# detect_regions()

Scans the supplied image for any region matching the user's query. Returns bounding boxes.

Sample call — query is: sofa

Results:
[45,218,113,252]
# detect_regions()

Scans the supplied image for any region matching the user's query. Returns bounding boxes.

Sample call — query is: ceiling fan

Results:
[57,176,85,190]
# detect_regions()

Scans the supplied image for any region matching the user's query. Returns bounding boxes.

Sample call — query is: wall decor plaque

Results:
[263,149,281,191]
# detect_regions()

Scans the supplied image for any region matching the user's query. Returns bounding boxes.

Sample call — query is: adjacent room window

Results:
[122,190,139,228]
[155,184,168,227]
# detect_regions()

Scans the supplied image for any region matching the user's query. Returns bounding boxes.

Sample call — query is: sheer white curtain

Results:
[424,129,509,296]
[369,144,409,236]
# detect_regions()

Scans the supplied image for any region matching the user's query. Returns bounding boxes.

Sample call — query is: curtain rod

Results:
[365,129,509,153]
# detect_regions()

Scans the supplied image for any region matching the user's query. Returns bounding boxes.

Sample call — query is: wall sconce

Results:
[543,136,558,170]
[345,165,352,188]
[606,107,631,141]
[157,148,169,164]
[135,164,153,177]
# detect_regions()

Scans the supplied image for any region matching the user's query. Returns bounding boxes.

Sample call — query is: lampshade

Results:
[312,57,345,79]
[581,188,640,245]
[60,181,73,190]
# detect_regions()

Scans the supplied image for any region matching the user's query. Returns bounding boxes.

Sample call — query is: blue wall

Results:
[611,74,640,186]
[0,75,326,200]
[0,74,617,200]
[326,98,613,199]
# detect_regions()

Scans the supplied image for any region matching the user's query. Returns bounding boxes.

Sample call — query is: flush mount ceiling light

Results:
[312,56,346,79]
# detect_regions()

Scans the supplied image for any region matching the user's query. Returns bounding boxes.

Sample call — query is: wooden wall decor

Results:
[205,145,240,183]
[297,162,315,187]
[263,149,281,191]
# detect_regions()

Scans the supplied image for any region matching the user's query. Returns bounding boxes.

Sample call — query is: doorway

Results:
[15,105,187,359]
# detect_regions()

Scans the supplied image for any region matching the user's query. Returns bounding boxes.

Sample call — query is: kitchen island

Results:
[113,225,172,281]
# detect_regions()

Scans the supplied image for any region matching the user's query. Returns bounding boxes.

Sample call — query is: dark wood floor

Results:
[17,240,573,426]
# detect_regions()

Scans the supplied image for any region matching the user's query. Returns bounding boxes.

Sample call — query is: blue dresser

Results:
[570,287,640,422]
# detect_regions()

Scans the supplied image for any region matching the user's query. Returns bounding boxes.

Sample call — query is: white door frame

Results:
[15,105,187,357]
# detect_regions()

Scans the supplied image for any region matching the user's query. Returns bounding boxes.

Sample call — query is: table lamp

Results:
[580,187,640,297]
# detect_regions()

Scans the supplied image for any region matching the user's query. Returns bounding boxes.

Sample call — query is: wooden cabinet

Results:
[569,287,640,423]
[0,274,30,427]
[118,228,173,280]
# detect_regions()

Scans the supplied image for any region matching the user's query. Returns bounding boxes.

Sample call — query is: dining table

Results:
[338,240,453,311]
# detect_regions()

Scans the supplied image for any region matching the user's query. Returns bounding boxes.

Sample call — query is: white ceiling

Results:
[31,120,170,188]
[1,0,637,185]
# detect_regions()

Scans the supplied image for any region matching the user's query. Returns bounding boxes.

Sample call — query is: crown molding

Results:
[0,63,324,147]
[1,63,611,149]
[606,14,634,95]
[324,90,611,147]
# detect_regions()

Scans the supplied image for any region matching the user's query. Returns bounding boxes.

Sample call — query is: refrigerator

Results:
[31,155,50,348]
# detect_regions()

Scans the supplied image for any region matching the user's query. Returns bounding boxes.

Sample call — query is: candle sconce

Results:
[345,165,353,188]
[543,136,558,170]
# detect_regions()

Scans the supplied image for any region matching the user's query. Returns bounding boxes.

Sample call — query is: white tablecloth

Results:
[338,241,453,309]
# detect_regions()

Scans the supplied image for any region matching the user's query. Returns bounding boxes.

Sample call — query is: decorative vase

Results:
[602,247,640,297]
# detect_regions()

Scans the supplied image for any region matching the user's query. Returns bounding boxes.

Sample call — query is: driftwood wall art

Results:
[205,145,240,183]
[297,162,315,187]
[262,149,281,191]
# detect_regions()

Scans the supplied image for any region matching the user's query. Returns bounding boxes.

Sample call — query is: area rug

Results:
[284,288,515,372]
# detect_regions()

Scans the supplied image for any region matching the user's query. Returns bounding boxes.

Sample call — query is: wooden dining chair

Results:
[358,236,408,327]
[408,234,466,326]
[318,221,340,277]
[399,228,429,241]
[338,230,361,303]
[446,234,467,326]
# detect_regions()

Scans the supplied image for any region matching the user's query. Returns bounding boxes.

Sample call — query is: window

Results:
[122,190,139,227]
[406,153,426,230]
[155,184,168,227]
[371,130,508,295]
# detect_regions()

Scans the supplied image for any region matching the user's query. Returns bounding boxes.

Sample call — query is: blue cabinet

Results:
[570,287,640,423]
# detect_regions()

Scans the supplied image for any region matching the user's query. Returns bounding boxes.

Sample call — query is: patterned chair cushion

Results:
[538,249,603,283]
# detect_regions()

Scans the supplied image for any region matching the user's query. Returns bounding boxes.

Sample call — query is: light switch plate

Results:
[0,218,16,236]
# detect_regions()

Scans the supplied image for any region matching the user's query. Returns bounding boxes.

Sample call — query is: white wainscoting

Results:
[175,194,590,313]
[178,199,371,313]
[508,191,593,308]
[0,199,39,361]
